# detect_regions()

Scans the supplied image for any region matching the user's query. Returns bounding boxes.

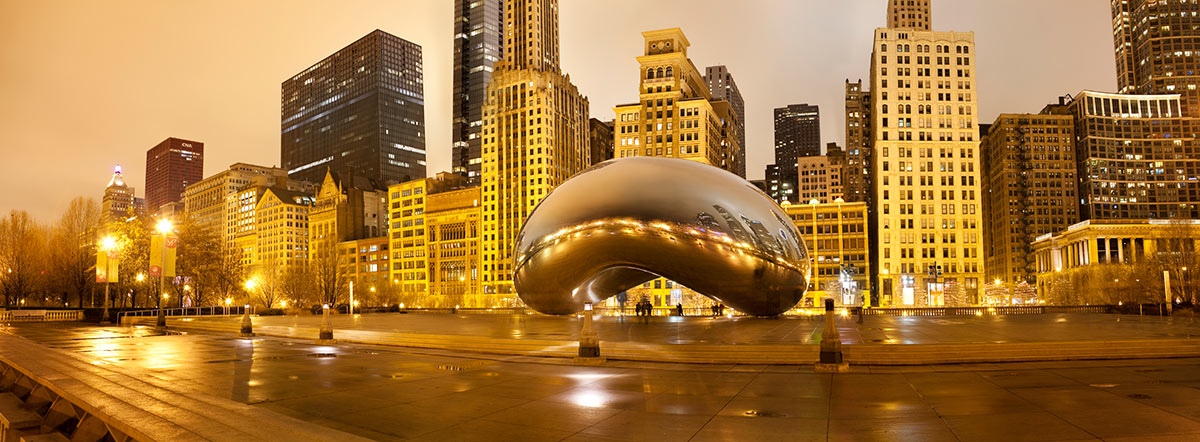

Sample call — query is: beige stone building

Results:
[388,173,474,302]
[783,200,872,307]
[870,5,985,306]
[101,166,136,224]
[797,155,844,204]
[181,163,293,251]
[1032,219,1200,303]
[887,0,931,30]
[613,28,741,174]
[480,0,592,300]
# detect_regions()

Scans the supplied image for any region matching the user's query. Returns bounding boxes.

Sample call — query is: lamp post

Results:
[98,236,117,325]
[135,273,145,308]
[155,219,173,330]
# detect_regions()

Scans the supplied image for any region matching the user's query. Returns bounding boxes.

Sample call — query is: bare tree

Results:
[280,264,316,307]
[47,197,100,307]
[0,211,48,307]
[311,239,345,307]
[106,215,150,308]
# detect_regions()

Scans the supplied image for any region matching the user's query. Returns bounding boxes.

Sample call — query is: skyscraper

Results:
[281,30,425,186]
[887,0,931,30]
[480,0,591,298]
[870,3,985,306]
[613,29,741,174]
[145,137,203,214]
[1065,91,1200,220]
[452,0,504,181]
[704,65,747,178]
[980,111,1078,285]
[774,104,820,203]
[844,80,873,203]
[102,165,135,223]
[1112,0,1200,115]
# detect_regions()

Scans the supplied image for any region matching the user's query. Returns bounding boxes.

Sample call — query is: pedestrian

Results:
[676,303,684,317]
[635,301,642,317]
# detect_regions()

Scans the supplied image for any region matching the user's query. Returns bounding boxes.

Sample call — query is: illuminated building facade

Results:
[1065,91,1200,220]
[613,28,741,174]
[182,163,291,250]
[425,186,484,307]
[1032,219,1200,300]
[308,169,389,265]
[337,236,391,303]
[388,173,471,299]
[784,200,872,307]
[480,0,592,298]
[281,30,425,186]
[797,154,844,204]
[250,187,313,272]
[145,137,203,214]
[102,166,136,224]
[980,112,1078,285]
[1112,0,1200,115]
[452,0,504,181]
[870,4,985,306]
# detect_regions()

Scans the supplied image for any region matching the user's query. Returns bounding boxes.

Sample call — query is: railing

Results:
[0,310,85,322]
[117,305,255,324]
[861,305,1113,316]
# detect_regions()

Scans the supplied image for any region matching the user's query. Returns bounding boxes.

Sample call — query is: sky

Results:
[0,0,1117,221]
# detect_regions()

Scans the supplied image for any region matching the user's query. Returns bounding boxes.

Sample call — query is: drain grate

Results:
[308,353,337,358]
[1127,393,1153,400]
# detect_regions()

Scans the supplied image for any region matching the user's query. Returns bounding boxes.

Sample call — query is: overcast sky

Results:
[0,0,1116,221]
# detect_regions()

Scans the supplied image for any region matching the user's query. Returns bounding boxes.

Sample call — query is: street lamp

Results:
[98,235,118,324]
[224,297,232,316]
[154,218,173,330]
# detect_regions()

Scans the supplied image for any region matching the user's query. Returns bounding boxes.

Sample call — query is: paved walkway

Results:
[6,323,1200,441]
[181,312,1200,345]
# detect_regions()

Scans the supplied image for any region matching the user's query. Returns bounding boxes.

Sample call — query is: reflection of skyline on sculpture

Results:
[515,158,810,315]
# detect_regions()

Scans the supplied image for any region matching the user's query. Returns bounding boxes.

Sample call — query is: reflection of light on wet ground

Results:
[564,372,609,383]
[568,388,610,408]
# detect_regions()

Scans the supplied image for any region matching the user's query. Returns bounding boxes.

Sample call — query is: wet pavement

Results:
[6,323,1200,441]
[182,312,1200,345]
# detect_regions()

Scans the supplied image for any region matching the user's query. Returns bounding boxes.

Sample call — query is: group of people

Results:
[633,299,654,316]
[710,303,726,316]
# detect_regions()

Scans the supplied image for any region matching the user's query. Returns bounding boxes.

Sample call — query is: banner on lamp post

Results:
[96,249,119,283]
[149,235,178,278]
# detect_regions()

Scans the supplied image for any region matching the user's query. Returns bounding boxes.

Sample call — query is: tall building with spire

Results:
[704,65,746,178]
[102,165,136,223]
[1112,0,1200,115]
[613,29,741,174]
[452,0,504,182]
[870,1,984,306]
[887,0,931,30]
[480,0,591,299]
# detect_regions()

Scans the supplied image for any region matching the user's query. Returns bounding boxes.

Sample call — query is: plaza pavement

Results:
[6,323,1200,441]
[126,313,1200,364]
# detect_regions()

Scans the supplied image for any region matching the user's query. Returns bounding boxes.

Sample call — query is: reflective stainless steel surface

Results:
[514,157,811,316]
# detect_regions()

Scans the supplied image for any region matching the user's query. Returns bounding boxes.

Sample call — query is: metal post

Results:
[101,282,111,325]
[318,304,335,344]
[155,230,167,330]
[1164,270,1173,315]
[577,302,601,360]
[819,298,843,364]
[239,304,255,337]
[349,280,354,316]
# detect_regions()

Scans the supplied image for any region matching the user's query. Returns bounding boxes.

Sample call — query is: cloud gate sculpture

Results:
[513,157,811,316]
